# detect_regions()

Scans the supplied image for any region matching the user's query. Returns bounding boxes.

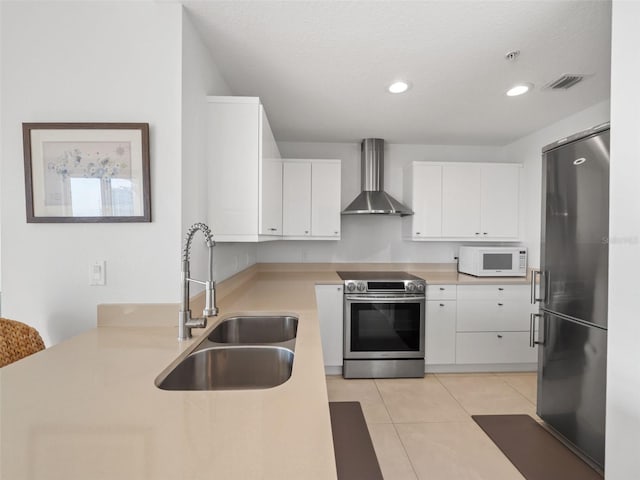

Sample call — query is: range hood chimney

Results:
[341,138,413,216]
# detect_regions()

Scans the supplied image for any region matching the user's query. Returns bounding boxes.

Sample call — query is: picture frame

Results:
[22,123,151,223]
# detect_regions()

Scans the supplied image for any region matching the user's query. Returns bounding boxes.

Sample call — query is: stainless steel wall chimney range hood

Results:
[341,138,413,216]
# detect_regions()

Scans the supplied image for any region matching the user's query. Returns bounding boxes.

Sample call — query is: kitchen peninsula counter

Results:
[0,268,340,480]
[0,262,530,479]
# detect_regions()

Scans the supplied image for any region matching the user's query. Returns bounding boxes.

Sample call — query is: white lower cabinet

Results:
[456,300,531,332]
[426,300,457,365]
[424,283,536,371]
[315,284,344,370]
[455,284,537,366]
[456,332,537,364]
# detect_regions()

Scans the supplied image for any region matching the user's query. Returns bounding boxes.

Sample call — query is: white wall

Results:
[605,2,640,478]
[503,100,610,267]
[0,2,183,345]
[258,141,509,264]
[181,10,257,286]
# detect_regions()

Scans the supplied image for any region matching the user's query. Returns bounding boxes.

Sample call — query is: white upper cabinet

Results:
[282,159,341,240]
[207,96,282,242]
[442,164,482,237]
[404,161,521,241]
[403,163,443,239]
[283,159,341,240]
[311,161,341,238]
[479,164,520,238]
[283,161,312,236]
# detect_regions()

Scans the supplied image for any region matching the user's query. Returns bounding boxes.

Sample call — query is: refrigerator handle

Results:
[530,270,543,304]
[529,313,542,348]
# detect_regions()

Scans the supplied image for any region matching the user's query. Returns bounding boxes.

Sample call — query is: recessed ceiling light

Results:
[506,83,533,97]
[388,81,410,94]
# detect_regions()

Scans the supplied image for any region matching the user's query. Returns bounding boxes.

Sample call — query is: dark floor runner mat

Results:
[472,414,603,480]
[329,401,383,480]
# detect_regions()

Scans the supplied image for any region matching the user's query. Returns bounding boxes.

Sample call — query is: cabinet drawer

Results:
[456,332,537,364]
[457,284,529,301]
[457,300,531,332]
[426,284,457,300]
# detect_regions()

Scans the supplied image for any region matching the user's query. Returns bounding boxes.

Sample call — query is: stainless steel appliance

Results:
[531,122,609,469]
[337,271,426,378]
[341,139,413,216]
[458,246,527,277]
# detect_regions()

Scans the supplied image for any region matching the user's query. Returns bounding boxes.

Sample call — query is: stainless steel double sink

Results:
[155,315,298,391]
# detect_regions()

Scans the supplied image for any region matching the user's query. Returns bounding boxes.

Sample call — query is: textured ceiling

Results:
[183,0,611,145]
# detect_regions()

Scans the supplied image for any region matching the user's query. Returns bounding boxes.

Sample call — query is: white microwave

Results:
[458,246,527,277]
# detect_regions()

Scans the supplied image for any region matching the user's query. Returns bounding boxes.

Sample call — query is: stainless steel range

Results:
[337,271,426,379]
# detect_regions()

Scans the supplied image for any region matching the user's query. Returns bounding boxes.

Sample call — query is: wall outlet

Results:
[89,260,106,286]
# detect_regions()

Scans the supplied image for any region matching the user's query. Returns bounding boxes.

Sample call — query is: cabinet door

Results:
[456,300,532,332]
[456,332,537,364]
[442,164,482,237]
[457,284,529,301]
[259,108,282,236]
[315,285,344,367]
[283,162,311,236]
[426,300,456,365]
[207,101,260,238]
[480,164,520,238]
[311,161,341,237]
[412,163,442,238]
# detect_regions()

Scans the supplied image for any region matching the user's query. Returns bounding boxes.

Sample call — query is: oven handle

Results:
[345,295,425,302]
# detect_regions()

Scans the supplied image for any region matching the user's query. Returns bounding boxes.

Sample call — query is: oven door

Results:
[344,294,425,359]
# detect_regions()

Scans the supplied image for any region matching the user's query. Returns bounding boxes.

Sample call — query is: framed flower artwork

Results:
[22,123,151,222]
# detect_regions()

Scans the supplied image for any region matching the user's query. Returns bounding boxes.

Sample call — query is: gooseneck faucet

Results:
[178,222,218,341]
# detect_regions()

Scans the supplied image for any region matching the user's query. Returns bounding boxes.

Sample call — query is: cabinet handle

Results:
[497,334,503,339]
[439,287,445,291]
[483,232,488,235]
[439,303,445,307]
[268,228,277,232]
[498,303,503,306]
[334,231,339,235]
[498,287,504,291]
[304,230,309,234]
[416,232,421,235]
[475,232,480,235]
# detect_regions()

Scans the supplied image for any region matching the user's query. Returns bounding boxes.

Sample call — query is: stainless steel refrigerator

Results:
[533,123,609,469]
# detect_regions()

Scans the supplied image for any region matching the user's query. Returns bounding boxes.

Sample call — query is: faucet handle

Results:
[204,280,218,318]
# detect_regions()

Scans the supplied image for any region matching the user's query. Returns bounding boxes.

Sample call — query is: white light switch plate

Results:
[89,260,106,286]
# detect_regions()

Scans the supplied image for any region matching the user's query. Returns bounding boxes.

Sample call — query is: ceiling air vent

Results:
[544,74,585,90]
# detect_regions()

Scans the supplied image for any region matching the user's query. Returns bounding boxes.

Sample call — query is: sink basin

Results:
[208,315,298,344]
[156,346,294,391]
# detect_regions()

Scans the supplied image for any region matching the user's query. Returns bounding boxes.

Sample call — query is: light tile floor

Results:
[326,372,538,480]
